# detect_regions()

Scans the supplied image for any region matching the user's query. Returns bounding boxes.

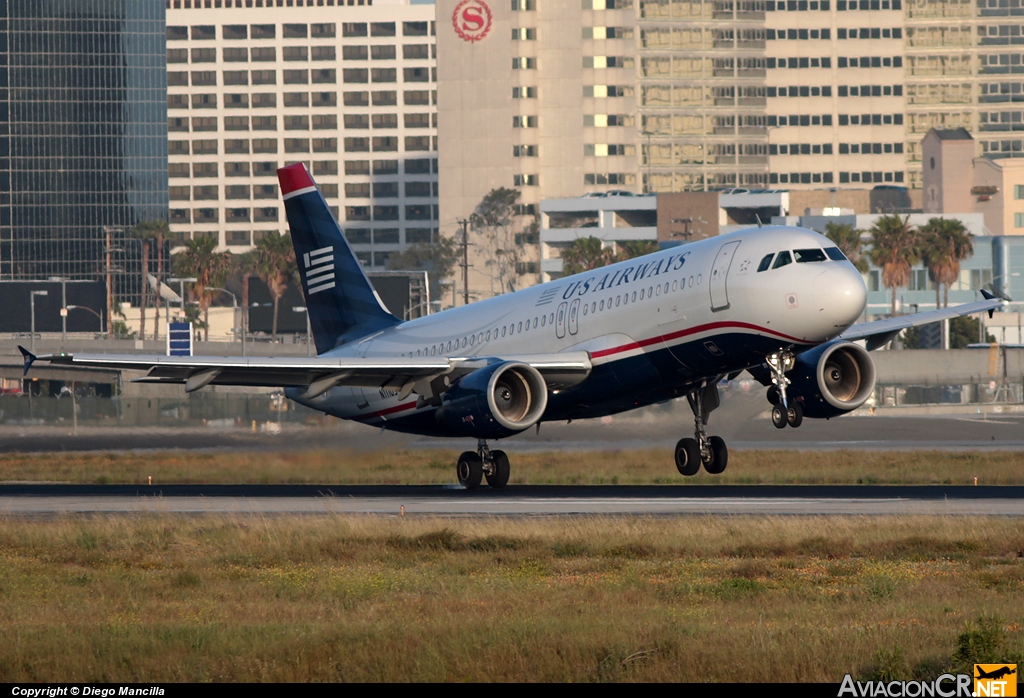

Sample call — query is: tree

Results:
[919,217,973,309]
[233,251,259,344]
[255,233,296,340]
[824,221,868,273]
[129,223,152,341]
[387,236,460,303]
[616,240,659,262]
[470,187,534,295]
[172,236,234,341]
[868,214,920,317]
[561,236,613,275]
[133,219,171,341]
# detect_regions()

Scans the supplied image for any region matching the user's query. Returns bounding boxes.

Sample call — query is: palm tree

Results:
[129,223,152,341]
[561,236,613,275]
[172,236,234,341]
[616,240,659,262]
[824,221,868,273]
[920,218,973,308]
[234,251,259,345]
[132,220,171,341]
[868,214,920,317]
[255,233,296,340]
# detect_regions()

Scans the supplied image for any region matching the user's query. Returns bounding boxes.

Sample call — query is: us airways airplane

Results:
[21,164,1003,489]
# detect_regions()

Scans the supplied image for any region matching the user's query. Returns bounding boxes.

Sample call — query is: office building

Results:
[166,0,438,269]
[436,0,1024,300]
[0,0,168,305]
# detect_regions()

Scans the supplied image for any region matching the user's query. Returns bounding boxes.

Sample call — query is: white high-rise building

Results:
[166,0,437,269]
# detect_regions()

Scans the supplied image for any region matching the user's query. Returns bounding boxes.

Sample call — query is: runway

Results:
[2,484,1022,516]
[3,413,1024,454]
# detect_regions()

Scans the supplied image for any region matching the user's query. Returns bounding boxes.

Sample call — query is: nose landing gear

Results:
[457,439,510,490]
[765,349,803,429]
[675,380,729,477]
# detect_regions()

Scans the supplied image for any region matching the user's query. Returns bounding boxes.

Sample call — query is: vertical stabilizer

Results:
[278,163,400,354]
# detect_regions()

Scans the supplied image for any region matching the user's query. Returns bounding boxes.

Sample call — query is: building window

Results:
[513,174,538,186]
[373,114,398,129]
[374,182,399,198]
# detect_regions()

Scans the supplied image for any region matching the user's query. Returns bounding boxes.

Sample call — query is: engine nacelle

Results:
[788,341,876,418]
[436,361,549,439]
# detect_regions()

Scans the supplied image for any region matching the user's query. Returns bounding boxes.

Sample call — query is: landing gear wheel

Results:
[771,405,788,429]
[675,438,701,476]
[786,402,804,428]
[457,451,483,489]
[766,386,780,406]
[703,436,728,474]
[485,450,510,489]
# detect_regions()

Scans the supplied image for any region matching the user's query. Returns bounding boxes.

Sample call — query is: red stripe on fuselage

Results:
[353,400,418,421]
[590,321,807,359]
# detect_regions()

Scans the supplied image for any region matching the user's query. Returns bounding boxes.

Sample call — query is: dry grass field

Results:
[1,448,1022,485]
[1,515,1023,682]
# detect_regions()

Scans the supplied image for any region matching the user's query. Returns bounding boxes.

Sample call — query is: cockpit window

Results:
[794,248,828,263]
[757,253,774,272]
[824,246,847,261]
[772,250,792,269]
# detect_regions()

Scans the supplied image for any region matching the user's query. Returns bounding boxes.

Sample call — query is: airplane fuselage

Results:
[286,225,867,437]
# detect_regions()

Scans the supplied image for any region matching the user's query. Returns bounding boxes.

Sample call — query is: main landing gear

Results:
[457,440,510,490]
[764,349,803,429]
[675,381,729,477]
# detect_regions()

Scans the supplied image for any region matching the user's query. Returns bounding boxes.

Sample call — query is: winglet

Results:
[17,345,36,376]
[980,288,1010,317]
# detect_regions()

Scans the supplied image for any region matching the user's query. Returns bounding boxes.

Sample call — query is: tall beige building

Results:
[166,0,437,270]
[437,0,1024,301]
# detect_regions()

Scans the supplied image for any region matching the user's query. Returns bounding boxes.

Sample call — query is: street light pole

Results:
[30,290,48,353]
[67,305,104,335]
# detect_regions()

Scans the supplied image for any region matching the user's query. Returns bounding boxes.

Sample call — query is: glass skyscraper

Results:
[0,0,167,303]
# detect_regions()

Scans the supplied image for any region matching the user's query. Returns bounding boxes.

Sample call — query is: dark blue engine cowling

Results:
[436,361,549,439]
[789,340,877,418]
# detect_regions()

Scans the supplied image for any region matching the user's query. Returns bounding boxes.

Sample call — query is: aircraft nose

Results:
[812,264,867,331]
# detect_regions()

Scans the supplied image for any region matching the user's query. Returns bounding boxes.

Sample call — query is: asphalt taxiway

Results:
[1,484,1021,516]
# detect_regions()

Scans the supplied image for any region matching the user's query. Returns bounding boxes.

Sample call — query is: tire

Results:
[766,386,780,406]
[771,405,788,429]
[457,451,483,489]
[486,450,510,489]
[675,437,701,476]
[786,401,804,429]
[704,436,728,474]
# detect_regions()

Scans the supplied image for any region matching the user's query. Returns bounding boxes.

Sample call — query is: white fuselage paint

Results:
[293,226,867,425]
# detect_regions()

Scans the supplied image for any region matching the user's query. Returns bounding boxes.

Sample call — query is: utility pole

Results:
[458,218,470,306]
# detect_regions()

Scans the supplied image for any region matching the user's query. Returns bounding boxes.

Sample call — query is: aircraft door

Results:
[555,301,567,339]
[709,240,741,312]
[568,298,580,336]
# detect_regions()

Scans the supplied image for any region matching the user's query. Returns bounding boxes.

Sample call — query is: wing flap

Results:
[29,351,593,392]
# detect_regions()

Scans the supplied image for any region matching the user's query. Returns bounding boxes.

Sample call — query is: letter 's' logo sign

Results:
[975,665,1017,697]
[303,246,335,295]
[452,0,492,43]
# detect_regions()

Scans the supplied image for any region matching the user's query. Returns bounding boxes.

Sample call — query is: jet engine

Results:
[436,361,549,439]
[787,341,877,418]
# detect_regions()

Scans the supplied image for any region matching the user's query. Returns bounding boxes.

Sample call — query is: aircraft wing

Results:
[838,294,1005,350]
[18,347,592,399]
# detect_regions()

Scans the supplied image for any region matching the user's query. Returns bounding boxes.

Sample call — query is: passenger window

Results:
[599,300,604,310]
[757,253,774,272]
[631,291,637,302]
[772,251,792,269]
[486,330,491,341]
[825,246,847,261]
[640,289,645,300]
[583,304,588,316]
[591,302,596,313]
[517,321,522,333]
[671,281,677,292]
[501,326,506,337]
[794,248,827,263]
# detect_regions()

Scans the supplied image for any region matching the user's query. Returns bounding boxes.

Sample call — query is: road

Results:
[1,484,1021,516]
